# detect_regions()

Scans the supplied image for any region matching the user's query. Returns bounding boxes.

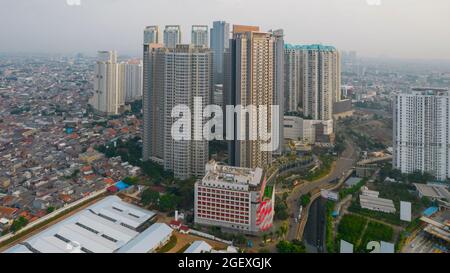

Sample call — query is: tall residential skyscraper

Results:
[284,48,301,112]
[210,21,230,85]
[226,25,275,169]
[284,44,341,120]
[143,43,212,179]
[393,88,450,181]
[163,25,181,49]
[191,25,209,47]
[163,45,212,179]
[143,25,159,44]
[90,51,124,116]
[143,44,165,163]
[270,29,285,155]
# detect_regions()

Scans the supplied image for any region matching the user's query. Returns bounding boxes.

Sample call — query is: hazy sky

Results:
[1,0,450,59]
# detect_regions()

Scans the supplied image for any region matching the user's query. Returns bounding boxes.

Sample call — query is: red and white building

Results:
[194,161,275,234]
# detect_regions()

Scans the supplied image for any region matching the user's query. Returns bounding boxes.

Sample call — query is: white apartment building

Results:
[163,45,212,179]
[284,44,341,120]
[90,51,143,116]
[194,161,275,234]
[143,43,212,180]
[90,51,123,116]
[122,60,143,102]
[393,88,450,181]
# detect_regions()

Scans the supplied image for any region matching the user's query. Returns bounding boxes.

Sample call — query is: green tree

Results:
[300,194,311,206]
[276,240,306,253]
[123,176,139,185]
[46,207,55,214]
[141,189,160,206]
[159,194,178,212]
[10,216,29,233]
[279,222,289,240]
[274,196,289,220]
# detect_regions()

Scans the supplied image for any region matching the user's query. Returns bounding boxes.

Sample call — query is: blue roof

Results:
[285,43,337,51]
[423,207,438,217]
[115,181,130,191]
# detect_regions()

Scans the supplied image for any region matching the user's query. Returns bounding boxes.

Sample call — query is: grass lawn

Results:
[157,235,177,253]
[336,214,367,246]
[358,221,394,252]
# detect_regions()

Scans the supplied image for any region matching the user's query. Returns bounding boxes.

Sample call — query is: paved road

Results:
[286,139,358,241]
[304,197,327,253]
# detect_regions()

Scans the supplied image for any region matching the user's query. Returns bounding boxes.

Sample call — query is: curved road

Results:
[286,139,358,241]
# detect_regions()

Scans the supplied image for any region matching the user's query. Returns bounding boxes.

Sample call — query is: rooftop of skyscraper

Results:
[285,44,337,51]
[409,87,449,96]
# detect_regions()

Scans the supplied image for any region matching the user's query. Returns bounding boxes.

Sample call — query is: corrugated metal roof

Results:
[184,240,212,253]
[117,223,173,253]
[3,196,157,253]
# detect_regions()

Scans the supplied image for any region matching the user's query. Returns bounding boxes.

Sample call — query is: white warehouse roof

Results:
[360,195,396,214]
[117,223,173,253]
[184,240,212,253]
[3,196,158,253]
[88,195,155,229]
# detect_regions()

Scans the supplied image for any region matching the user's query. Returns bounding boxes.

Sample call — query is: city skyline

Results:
[1,0,450,60]
[1,0,450,256]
